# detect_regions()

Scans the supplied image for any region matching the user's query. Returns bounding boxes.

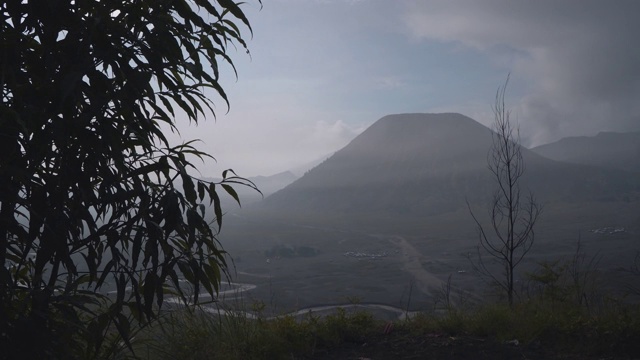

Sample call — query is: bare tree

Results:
[468,76,542,306]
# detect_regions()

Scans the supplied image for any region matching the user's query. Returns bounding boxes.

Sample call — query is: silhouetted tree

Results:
[468,76,542,306]
[1,1,258,357]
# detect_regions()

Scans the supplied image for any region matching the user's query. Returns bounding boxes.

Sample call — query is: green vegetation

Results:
[406,300,640,355]
[140,305,379,359]
[131,297,640,359]
[1,1,258,357]
[129,253,640,360]
[3,2,637,359]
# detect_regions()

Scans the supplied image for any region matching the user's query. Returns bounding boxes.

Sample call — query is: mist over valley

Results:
[7,2,640,357]
[214,113,640,314]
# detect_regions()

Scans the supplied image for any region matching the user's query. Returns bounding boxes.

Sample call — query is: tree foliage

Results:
[1,0,258,357]
[468,76,542,306]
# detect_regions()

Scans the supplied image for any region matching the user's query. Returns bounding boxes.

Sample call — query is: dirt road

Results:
[367,234,444,298]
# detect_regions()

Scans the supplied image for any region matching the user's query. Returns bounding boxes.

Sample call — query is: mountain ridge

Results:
[531,131,640,173]
[259,113,639,221]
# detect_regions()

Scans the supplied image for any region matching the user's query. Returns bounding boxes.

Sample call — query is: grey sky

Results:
[170,0,640,177]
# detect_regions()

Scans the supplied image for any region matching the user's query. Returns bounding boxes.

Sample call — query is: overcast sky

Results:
[170,0,640,177]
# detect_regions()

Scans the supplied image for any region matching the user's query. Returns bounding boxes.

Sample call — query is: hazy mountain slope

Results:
[289,154,332,177]
[262,113,640,218]
[531,131,640,173]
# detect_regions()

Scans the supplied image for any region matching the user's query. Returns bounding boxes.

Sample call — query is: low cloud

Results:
[169,106,366,177]
[402,0,640,145]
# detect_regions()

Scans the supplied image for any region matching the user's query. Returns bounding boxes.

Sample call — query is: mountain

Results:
[531,131,640,173]
[261,113,640,218]
[289,154,332,177]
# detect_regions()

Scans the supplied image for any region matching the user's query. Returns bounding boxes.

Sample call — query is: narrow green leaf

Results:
[210,184,222,229]
[181,173,197,204]
[197,182,207,203]
[221,183,240,206]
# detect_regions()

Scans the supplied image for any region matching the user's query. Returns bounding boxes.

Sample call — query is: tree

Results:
[1,0,258,357]
[468,76,542,306]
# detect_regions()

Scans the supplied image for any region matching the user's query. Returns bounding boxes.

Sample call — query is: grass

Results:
[123,292,640,360]
[136,304,379,360]
[404,299,640,353]
[126,252,640,360]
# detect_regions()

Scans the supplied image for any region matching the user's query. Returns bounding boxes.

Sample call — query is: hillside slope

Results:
[262,113,640,218]
[531,131,640,173]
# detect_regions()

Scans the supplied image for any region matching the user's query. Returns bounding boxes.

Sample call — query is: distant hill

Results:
[289,154,332,177]
[261,113,640,218]
[531,131,640,173]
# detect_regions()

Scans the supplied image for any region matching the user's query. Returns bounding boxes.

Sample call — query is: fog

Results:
[166,1,640,178]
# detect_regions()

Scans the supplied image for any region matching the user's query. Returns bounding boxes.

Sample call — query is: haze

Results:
[153,0,640,309]
[164,0,640,177]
